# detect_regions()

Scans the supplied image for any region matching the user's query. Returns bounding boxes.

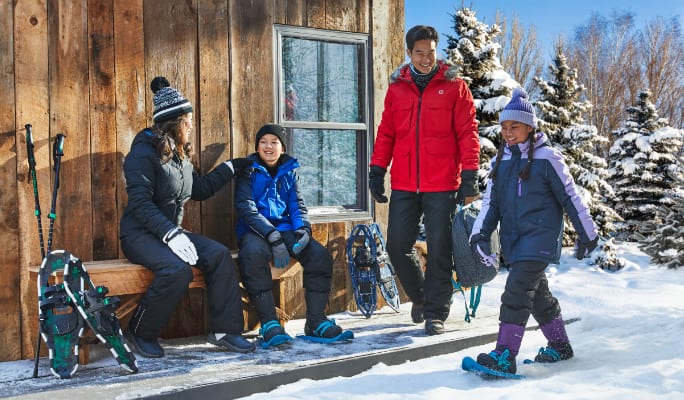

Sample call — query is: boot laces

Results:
[490,348,512,370]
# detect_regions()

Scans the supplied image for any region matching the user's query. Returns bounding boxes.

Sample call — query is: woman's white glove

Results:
[163,228,198,265]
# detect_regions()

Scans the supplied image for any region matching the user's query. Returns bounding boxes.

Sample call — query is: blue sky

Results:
[405,0,684,58]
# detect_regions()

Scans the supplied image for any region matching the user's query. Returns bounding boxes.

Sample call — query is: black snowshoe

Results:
[63,255,138,373]
[36,250,84,379]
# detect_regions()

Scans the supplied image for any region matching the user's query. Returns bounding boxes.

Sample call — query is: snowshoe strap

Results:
[312,319,337,337]
[259,320,282,337]
[469,284,482,317]
[537,346,561,361]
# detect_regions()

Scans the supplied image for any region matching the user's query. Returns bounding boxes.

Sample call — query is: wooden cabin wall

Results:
[3,0,404,361]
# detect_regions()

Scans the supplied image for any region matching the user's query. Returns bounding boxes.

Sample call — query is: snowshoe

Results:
[298,319,354,344]
[62,255,138,373]
[532,342,574,363]
[37,250,84,379]
[462,355,526,380]
[257,320,293,349]
[347,223,401,318]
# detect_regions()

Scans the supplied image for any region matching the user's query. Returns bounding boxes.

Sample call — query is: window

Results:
[274,25,371,220]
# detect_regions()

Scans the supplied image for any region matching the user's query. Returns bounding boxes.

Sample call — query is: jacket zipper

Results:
[415,95,423,193]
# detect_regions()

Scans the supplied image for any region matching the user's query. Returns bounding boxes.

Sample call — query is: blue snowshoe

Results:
[298,319,354,344]
[257,320,293,349]
[462,349,525,380]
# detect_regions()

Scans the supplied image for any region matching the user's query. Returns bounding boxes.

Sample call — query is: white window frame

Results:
[273,25,373,221]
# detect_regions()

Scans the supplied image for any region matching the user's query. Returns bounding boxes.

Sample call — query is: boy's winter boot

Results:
[535,315,574,362]
[304,291,343,338]
[476,322,525,374]
[250,291,279,324]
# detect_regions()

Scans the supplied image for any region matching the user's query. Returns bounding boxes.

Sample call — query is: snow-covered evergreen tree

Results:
[640,185,684,269]
[592,237,626,271]
[534,46,620,242]
[608,90,684,238]
[445,7,518,188]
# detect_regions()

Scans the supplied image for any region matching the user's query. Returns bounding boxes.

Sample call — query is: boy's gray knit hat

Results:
[499,87,536,128]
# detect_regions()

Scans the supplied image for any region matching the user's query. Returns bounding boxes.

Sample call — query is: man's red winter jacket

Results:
[370,61,479,193]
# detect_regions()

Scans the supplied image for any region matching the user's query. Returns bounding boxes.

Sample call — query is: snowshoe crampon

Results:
[63,255,138,374]
[37,250,83,379]
[347,223,401,318]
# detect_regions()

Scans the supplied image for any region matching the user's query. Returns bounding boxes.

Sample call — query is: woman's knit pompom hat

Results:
[151,76,193,123]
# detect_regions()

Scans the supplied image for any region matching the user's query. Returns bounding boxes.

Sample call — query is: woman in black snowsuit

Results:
[120,77,254,357]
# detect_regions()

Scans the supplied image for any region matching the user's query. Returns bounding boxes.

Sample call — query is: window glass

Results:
[282,37,364,124]
[275,26,371,218]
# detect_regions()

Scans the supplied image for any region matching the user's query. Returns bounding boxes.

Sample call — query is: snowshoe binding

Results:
[63,255,138,373]
[257,320,293,349]
[298,319,354,344]
[347,223,401,318]
[36,250,84,379]
[462,349,525,380]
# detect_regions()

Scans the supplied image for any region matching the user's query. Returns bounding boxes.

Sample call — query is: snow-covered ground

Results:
[238,244,684,400]
[1,243,681,399]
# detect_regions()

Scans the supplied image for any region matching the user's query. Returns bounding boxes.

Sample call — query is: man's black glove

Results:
[226,157,252,174]
[456,169,479,205]
[369,165,388,203]
[575,236,599,260]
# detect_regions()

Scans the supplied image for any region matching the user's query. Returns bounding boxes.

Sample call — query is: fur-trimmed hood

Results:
[389,60,461,83]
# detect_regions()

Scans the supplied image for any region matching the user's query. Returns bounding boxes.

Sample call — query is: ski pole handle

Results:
[53,133,65,161]
[25,124,36,172]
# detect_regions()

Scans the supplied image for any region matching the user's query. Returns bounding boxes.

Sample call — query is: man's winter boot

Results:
[411,301,424,324]
[305,291,343,338]
[535,315,574,362]
[424,318,445,335]
[250,291,279,325]
[476,322,525,374]
[126,304,164,358]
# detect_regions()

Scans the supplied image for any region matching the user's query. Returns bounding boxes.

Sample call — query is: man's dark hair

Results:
[405,25,439,51]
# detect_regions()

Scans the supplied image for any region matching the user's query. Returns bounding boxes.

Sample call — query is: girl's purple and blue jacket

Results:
[471,132,598,265]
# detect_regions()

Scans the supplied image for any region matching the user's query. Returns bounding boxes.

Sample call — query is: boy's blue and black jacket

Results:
[235,153,311,240]
[471,132,598,265]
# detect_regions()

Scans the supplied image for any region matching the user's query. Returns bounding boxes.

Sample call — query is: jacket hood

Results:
[389,60,460,84]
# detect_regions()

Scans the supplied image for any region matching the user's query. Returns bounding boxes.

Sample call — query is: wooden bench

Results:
[28,255,305,364]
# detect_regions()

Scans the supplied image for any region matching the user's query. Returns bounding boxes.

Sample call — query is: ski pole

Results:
[46,133,65,253]
[25,124,46,260]
[26,124,45,379]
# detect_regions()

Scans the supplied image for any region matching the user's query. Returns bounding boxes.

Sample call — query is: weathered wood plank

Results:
[48,0,93,260]
[306,0,325,29]
[0,0,20,362]
[198,0,234,247]
[113,0,145,247]
[285,0,305,25]
[356,0,370,33]
[15,0,50,361]
[88,0,118,260]
[229,0,274,157]
[143,0,201,233]
[325,0,356,31]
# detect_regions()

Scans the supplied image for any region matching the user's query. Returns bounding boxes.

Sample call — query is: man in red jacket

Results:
[369,25,480,335]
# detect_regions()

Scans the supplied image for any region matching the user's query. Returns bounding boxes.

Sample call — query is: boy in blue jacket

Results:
[469,88,599,375]
[235,124,349,347]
